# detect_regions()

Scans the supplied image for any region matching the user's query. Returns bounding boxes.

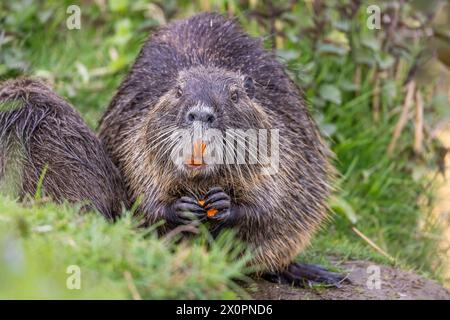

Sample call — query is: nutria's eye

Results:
[175,87,183,98]
[244,76,255,99]
[230,90,239,103]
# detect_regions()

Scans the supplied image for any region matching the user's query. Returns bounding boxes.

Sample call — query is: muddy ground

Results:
[251,260,450,300]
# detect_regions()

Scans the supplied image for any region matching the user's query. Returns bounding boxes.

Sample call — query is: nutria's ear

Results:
[244,76,255,99]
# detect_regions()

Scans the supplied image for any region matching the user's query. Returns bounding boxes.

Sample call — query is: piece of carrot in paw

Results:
[207,208,218,217]
[198,199,206,207]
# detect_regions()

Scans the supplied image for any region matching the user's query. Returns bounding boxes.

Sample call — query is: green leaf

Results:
[320,123,337,136]
[354,49,377,67]
[376,53,395,70]
[339,79,360,92]
[276,49,299,61]
[325,30,349,47]
[431,94,450,118]
[319,84,342,105]
[333,20,350,32]
[330,196,358,224]
[316,43,349,56]
[75,62,90,84]
[382,80,397,106]
[108,0,129,13]
[361,36,380,51]
[112,19,132,46]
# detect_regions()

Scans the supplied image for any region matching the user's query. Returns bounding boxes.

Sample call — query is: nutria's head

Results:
[142,66,271,181]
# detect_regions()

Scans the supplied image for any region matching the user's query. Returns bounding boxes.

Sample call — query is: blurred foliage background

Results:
[1,0,450,298]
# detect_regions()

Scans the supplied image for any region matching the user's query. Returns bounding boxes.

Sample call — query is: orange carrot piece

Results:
[207,208,218,217]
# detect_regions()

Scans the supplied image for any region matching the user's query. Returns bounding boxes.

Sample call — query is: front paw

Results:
[169,196,206,225]
[203,187,231,222]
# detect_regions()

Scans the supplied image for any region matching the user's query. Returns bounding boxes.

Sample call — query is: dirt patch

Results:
[251,260,450,300]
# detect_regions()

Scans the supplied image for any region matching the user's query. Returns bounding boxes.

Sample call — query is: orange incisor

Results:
[186,140,207,165]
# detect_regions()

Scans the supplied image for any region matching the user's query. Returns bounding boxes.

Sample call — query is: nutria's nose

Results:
[185,109,216,125]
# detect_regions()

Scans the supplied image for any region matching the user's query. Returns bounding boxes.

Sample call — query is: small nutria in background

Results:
[0,79,125,219]
[99,12,344,285]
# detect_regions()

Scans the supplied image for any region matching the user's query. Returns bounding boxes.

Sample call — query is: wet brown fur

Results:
[0,78,125,219]
[99,13,334,272]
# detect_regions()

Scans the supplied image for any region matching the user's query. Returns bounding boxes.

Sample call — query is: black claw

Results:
[263,262,349,288]
[166,211,193,226]
[205,199,230,211]
[169,196,206,226]
[261,271,282,283]
[210,210,230,221]
[204,192,229,206]
[179,196,199,205]
[204,187,224,198]
[204,187,232,222]
[290,262,348,286]
[175,202,205,214]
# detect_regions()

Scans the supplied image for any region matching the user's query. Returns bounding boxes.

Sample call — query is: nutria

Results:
[0,78,125,219]
[99,12,345,285]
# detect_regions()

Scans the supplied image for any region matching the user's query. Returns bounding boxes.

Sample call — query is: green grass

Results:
[0,0,448,298]
[0,197,250,299]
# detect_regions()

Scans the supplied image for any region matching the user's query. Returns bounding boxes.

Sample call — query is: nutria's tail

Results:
[0,78,125,219]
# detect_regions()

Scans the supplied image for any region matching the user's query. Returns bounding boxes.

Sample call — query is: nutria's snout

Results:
[185,105,216,126]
